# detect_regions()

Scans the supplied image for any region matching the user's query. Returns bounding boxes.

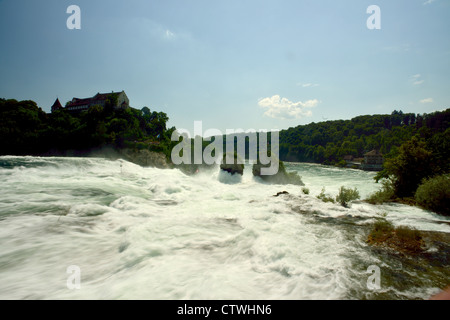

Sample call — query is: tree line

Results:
[0,98,175,157]
[278,109,450,166]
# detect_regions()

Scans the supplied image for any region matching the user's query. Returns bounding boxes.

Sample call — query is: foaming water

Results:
[0,156,448,300]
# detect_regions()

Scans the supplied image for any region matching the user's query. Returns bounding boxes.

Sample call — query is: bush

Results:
[366,180,395,205]
[415,174,450,216]
[368,219,394,243]
[367,220,423,253]
[393,226,423,253]
[336,159,347,168]
[335,186,360,208]
[302,187,310,195]
[395,226,422,243]
[317,187,335,203]
[375,137,433,198]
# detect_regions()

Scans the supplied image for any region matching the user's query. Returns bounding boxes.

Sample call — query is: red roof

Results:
[68,98,91,107]
[67,92,121,108]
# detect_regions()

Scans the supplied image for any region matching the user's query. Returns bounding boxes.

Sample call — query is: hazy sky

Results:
[0,0,449,133]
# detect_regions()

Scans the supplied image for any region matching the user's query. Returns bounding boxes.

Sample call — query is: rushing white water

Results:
[0,156,448,300]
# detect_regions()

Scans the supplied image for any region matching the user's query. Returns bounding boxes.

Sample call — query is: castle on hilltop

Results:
[50,91,130,114]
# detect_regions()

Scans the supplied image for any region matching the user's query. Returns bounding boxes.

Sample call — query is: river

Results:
[0,156,448,299]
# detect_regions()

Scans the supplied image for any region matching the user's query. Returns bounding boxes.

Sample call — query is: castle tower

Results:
[51,98,63,113]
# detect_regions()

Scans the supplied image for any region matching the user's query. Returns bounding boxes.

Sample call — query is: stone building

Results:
[362,149,384,171]
[62,91,130,113]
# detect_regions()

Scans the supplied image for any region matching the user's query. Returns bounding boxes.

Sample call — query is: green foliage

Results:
[426,128,450,174]
[368,112,449,213]
[336,159,347,168]
[365,180,395,204]
[375,137,433,198]
[0,98,172,158]
[279,109,450,165]
[302,187,310,195]
[395,226,422,243]
[0,99,47,154]
[335,186,360,207]
[317,188,335,203]
[367,219,424,253]
[368,219,395,243]
[415,174,450,216]
[316,186,360,207]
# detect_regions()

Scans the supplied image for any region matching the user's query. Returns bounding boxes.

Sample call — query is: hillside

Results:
[279,109,450,165]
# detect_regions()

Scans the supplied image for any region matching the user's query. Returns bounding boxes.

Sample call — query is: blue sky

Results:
[0,0,449,133]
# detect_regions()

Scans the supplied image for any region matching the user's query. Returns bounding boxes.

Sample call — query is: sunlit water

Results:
[0,156,448,300]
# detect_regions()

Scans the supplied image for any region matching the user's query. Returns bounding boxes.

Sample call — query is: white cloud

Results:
[420,98,434,104]
[423,0,436,5]
[164,29,175,40]
[410,74,424,85]
[258,95,319,120]
[130,17,187,42]
[297,83,319,88]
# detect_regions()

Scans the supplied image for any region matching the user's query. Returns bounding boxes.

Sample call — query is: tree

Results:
[0,99,47,155]
[104,94,119,113]
[335,186,360,208]
[415,174,450,216]
[147,111,169,138]
[376,137,433,198]
[141,106,151,117]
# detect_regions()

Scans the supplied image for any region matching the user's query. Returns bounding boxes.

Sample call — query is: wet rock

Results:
[119,149,170,169]
[253,160,304,186]
[220,153,244,175]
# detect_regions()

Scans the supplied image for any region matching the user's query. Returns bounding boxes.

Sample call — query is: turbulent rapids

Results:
[0,156,449,300]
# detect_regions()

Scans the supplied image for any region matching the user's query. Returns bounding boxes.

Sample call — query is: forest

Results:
[279,109,450,166]
[0,98,175,158]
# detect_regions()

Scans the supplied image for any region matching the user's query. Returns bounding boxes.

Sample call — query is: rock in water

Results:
[220,153,244,176]
[120,149,170,169]
[253,159,304,186]
[273,191,289,197]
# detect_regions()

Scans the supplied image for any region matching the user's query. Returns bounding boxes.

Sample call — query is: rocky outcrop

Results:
[220,162,244,175]
[220,153,244,175]
[253,160,304,186]
[118,149,171,169]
